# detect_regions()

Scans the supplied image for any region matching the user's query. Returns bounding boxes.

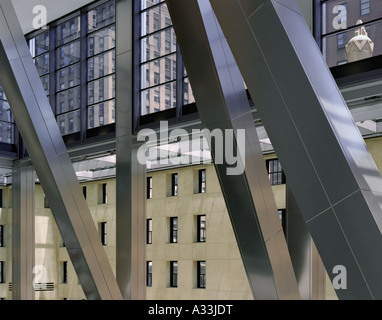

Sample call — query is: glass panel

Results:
[34,53,49,76]
[88,51,115,81]
[141,53,176,90]
[57,110,81,135]
[56,63,81,92]
[56,40,81,69]
[183,77,195,105]
[0,100,12,122]
[0,122,14,144]
[56,17,81,46]
[88,1,115,33]
[141,81,176,115]
[40,75,50,95]
[29,31,50,57]
[141,28,176,63]
[323,20,382,67]
[56,87,81,114]
[87,100,115,129]
[87,25,115,56]
[322,0,381,35]
[141,0,164,10]
[140,2,171,37]
[87,75,115,105]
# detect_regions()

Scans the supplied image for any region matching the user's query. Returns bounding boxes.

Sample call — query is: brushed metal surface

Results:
[166,0,300,299]
[210,0,382,299]
[0,0,122,300]
[12,161,35,300]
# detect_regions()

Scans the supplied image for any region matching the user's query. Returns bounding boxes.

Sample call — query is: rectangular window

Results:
[100,222,107,246]
[198,169,206,193]
[99,183,107,204]
[147,261,152,287]
[147,177,153,199]
[0,261,4,283]
[266,159,285,185]
[171,173,178,196]
[82,186,87,199]
[170,217,178,243]
[197,215,206,242]
[170,261,178,288]
[361,0,371,15]
[278,209,286,235]
[44,195,50,208]
[62,261,68,284]
[147,219,152,244]
[0,225,3,247]
[197,261,206,289]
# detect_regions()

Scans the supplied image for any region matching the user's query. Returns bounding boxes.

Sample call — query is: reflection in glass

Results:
[141,28,176,63]
[29,31,49,57]
[321,0,382,67]
[0,122,14,144]
[141,81,176,115]
[183,77,195,105]
[57,110,81,135]
[88,51,115,81]
[88,25,115,56]
[88,1,115,33]
[87,100,115,129]
[141,2,171,37]
[141,53,176,89]
[34,53,49,76]
[56,87,81,114]
[88,75,115,105]
[141,0,164,11]
[56,17,81,46]
[56,63,81,92]
[56,41,81,69]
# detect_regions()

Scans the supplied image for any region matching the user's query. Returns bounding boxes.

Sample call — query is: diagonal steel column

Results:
[210,0,382,299]
[0,0,122,300]
[166,0,300,299]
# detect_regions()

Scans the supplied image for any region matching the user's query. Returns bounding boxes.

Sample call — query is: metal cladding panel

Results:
[0,0,122,300]
[210,0,382,299]
[166,0,300,299]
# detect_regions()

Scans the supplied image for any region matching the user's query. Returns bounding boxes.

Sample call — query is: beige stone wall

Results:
[5,135,382,300]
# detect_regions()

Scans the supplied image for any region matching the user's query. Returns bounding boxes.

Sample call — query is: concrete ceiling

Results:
[12,0,96,34]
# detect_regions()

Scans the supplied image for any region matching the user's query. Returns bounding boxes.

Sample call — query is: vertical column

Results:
[115,0,146,300]
[286,186,325,300]
[12,160,35,300]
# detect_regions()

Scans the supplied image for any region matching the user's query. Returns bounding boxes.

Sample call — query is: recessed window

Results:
[278,209,286,235]
[171,173,178,196]
[147,261,152,287]
[198,169,206,193]
[197,261,206,289]
[170,217,178,243]
[0,261,4,283]
[197,215,206,243]
[82,186,87,199]
[44,195,50,208]
[0,225,4,247]
[147,177,153,199]
[147,219,152,244]
[100,222,107,246]
[98,183,107,204]
[170,261,178,288]
[61,261,68,284]
[266,159,285,185]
